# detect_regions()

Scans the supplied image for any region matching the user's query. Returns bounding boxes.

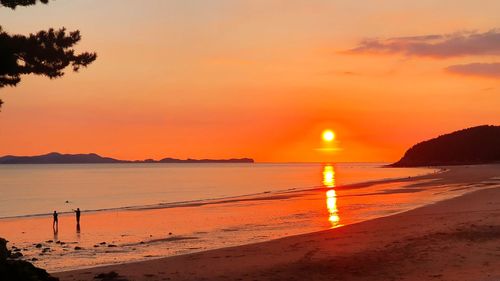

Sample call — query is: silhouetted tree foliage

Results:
[0,0,96,108]
[391,125,500,167]
[0,27,96,87]
[0,0,49,9]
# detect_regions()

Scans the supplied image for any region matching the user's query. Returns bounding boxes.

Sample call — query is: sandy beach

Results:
[53,164,500,281]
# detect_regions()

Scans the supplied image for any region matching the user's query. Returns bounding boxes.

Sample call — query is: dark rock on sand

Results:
[10,252,23,259]
[94,271,129,281]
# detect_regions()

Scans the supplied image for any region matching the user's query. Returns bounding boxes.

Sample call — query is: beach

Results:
[1,1,498,280]
[0,163,444,272]
[53,164,500,281]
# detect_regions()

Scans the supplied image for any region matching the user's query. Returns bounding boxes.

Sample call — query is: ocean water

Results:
[0,163,453,272]
[0,163,430,218]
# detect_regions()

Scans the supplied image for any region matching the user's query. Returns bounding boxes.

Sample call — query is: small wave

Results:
[122,236,200,247]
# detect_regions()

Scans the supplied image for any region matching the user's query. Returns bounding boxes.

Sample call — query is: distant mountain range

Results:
[0,152,254,164]
[391,125,500,167]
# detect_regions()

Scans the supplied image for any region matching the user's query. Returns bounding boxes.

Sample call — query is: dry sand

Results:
[55,165,500,281]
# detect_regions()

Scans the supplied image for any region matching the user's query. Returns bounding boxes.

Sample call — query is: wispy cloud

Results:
[345,29,500,79]
[347,29,500,58]
[446,62,500,78]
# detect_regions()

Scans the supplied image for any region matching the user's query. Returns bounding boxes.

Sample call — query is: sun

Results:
[322,130,335,142]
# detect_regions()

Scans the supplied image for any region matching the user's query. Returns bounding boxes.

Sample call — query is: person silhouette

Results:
[73,208,81,225]
[73,208,81,233]
[53,211,58,233]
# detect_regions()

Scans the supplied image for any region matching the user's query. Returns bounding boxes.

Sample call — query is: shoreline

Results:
[46,168,457,275]
[1,163,448,273]
[0,165,441,221]
[53,164,500,280]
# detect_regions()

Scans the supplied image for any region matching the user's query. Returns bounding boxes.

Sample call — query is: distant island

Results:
[0,152,254,164]
[391,125,500,167]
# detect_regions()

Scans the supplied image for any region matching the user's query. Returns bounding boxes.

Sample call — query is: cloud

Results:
[446,62,500,78]
[347,29,500,58]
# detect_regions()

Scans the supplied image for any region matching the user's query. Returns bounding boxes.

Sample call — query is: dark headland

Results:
[0,152,254,164]
[391,125,500,167]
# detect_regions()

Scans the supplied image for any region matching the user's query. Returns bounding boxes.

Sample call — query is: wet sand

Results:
[55,165,500,281]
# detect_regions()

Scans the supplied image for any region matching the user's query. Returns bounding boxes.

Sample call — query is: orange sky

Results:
[0,1,499,162]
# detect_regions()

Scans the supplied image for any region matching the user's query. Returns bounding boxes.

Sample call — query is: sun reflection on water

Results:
[322,165,335,187]
[323,164,340,227]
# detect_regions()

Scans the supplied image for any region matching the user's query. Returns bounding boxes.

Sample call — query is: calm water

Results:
[0,163,429,218]
[0,163,450,272]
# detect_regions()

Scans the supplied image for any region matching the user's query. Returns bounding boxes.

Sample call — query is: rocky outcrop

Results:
[0,238,59,281]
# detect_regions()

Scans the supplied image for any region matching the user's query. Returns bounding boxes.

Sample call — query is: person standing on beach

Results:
[74,208,81,233]
[53,211,58,233]
[74,208,81,225]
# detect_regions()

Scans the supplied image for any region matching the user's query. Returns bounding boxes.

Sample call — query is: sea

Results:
[0,163,465,272]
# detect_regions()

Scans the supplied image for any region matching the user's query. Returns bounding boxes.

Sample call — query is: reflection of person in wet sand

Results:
[53,210,58,233]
